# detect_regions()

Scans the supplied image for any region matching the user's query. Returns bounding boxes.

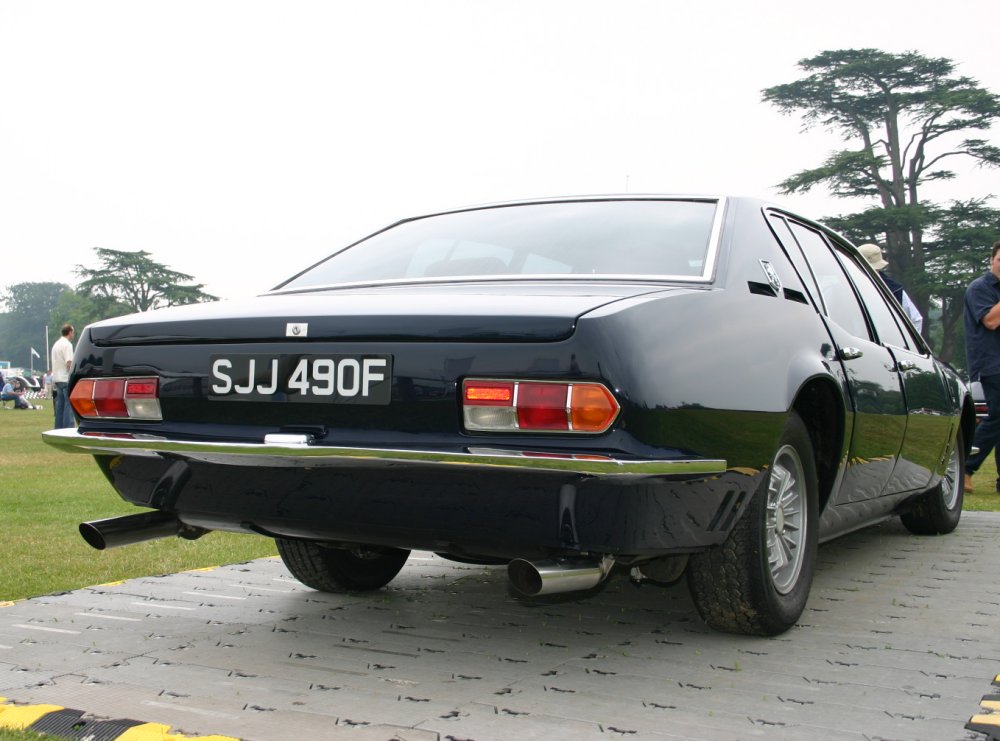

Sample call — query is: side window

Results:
[786,221,871,340]
[835,249,912,350]
[767,214,822,309]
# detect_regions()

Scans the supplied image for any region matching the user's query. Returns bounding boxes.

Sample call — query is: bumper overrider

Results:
[43,428,757,559]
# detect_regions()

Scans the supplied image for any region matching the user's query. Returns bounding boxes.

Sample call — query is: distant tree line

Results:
[763,48,1000,368]
[0,248,216,370]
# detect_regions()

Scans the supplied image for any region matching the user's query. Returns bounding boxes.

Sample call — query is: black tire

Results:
[687,411,819,636]
[900,428,964,536]
[276,539,410,592]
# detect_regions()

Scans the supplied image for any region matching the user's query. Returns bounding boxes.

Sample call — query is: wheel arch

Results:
[960,394,975,460]
[792,377,845,514]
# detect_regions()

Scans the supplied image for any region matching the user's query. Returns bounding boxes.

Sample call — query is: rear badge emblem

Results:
[286,323,308,337]
[759,260,782,294]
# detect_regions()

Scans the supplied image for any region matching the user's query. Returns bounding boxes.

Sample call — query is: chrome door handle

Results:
[896,360,918,372]
[838,347,864,360]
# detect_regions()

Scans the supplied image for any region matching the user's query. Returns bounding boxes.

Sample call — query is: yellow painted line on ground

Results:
[95,580,126,587]
[118,721,238,740]
[983,699,1000,711]
[0,698,65,730]
[1,697,238,740]
[969,712,1000,727]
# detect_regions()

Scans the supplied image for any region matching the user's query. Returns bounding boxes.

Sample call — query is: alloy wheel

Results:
[765,444,806,595]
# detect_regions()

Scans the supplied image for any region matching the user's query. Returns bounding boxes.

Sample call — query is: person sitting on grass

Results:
[2,379,36,409]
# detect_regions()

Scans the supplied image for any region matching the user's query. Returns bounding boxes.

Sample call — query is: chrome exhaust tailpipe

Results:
[79,511,208,550]
[508,555,613,596]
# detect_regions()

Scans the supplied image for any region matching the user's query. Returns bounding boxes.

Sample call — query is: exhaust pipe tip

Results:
[508,556,612,597]
[79,520,114,550]
[79,511,206,550]
[508,558,545,596]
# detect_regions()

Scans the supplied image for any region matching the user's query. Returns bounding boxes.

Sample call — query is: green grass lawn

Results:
[0,729,48,741]
[965,454,1000,509]
[0,410,276,603]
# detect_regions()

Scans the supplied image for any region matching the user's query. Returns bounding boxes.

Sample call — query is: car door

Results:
[833,248,952,493]
[776,218,907,504]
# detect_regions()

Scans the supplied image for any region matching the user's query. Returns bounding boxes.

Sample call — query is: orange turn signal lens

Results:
[70,379,98,418]
[570,384,619,432]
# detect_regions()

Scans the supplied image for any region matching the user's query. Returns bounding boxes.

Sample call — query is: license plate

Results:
[208,354,392,404]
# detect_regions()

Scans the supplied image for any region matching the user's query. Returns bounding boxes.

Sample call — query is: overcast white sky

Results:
[1,0,998,301]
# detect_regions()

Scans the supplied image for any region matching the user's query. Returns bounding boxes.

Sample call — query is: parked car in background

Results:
[972,380,987,422]
[43,195,973,636]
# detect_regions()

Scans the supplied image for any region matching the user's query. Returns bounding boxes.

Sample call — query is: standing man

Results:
[963,241,1000,493]
[858,243,924,333]
[51,323,75,428]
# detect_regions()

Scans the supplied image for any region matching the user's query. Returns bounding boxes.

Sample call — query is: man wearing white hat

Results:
[858,243,923,333]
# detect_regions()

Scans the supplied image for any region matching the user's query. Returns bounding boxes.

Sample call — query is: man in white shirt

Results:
[51,323,75,428]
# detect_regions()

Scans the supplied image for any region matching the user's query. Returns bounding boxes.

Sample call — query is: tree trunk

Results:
[937,297,964,365]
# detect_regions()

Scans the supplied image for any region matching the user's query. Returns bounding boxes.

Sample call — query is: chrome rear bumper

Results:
[42,428,727,477]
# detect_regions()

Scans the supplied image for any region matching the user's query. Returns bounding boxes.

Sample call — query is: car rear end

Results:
[43,197,762,567]
[50,283,750,556]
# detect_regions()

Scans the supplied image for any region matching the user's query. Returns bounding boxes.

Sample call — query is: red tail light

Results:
[462,379,619,433]
[70,377,162,421]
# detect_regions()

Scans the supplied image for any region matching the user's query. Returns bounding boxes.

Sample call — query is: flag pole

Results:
[44,326,50,397]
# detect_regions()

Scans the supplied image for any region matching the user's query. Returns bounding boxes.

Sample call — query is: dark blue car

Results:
[43,196,972,636]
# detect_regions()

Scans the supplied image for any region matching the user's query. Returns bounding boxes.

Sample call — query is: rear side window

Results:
[835,250,912,350]
[768,214,822,308]
[785,221,871,340]
[278,199,722,289]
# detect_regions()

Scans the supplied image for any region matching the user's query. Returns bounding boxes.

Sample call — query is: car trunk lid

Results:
[85,283,679,345]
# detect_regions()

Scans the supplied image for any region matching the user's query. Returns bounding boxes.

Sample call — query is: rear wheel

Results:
[687,411,818,636]
[276,539,410,592]
[900,428,964,535]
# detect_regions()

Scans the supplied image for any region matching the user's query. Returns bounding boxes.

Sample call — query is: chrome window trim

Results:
[268,196,726,295]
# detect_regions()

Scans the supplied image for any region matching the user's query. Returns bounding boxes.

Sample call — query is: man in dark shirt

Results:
[858,243,924,333]
[963,240,1000,493]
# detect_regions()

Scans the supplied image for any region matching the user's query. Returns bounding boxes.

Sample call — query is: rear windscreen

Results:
[278,199,720,290]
